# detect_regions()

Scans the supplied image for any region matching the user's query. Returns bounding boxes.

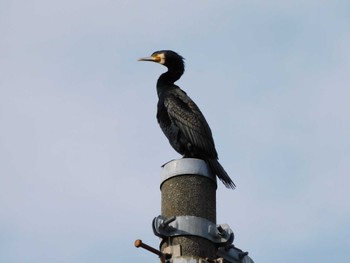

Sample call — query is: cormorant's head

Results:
[138,50,185,71]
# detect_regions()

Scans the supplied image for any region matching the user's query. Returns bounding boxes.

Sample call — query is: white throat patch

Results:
[158,53,166,65]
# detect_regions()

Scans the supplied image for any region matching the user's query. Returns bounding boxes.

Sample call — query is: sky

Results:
[1,0,350,262]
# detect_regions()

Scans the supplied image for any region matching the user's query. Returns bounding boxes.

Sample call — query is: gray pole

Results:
[159,158,217,262]
[135,158,254,263]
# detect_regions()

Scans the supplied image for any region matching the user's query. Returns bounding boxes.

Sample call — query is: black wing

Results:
[164,88,218,158]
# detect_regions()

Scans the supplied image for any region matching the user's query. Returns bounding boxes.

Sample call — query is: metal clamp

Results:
[160,158,217,187]
[153,215,234,246]
[217,246,254,263]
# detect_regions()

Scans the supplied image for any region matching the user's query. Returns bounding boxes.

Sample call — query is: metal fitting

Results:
[160,158,217,188]
[153,215,234,246]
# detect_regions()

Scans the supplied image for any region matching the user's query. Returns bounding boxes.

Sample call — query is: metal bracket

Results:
[170,258,223,263]
[217,246,254,263]
[160,158,217,187]
[153,215,234,246]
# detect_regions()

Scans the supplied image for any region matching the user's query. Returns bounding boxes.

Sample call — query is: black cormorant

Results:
[138,50,235,189]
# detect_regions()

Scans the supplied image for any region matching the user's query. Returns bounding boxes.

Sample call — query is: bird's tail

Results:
[207,159,236,189]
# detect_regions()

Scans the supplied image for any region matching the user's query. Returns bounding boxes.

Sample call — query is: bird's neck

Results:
[156,69,184,96]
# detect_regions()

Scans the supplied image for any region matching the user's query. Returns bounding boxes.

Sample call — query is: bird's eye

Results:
[156,54,166,64]
[153,55,162,63]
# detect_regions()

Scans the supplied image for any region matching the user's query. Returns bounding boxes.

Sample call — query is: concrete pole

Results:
[160,158,217,262]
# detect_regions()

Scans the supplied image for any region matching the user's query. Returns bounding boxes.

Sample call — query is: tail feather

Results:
[207,159,236,189]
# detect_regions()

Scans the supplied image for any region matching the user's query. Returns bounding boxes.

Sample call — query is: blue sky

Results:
[1,1,349,262]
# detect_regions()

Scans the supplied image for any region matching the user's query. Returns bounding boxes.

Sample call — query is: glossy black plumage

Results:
[139,50,235,189]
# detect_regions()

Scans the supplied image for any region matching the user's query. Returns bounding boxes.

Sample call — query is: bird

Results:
[138,50,235,189]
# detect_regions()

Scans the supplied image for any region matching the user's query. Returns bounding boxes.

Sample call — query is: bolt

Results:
[239,251,249,259]
[162,216,176,227]
[217,225,226,237]
[134,239,166,263]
